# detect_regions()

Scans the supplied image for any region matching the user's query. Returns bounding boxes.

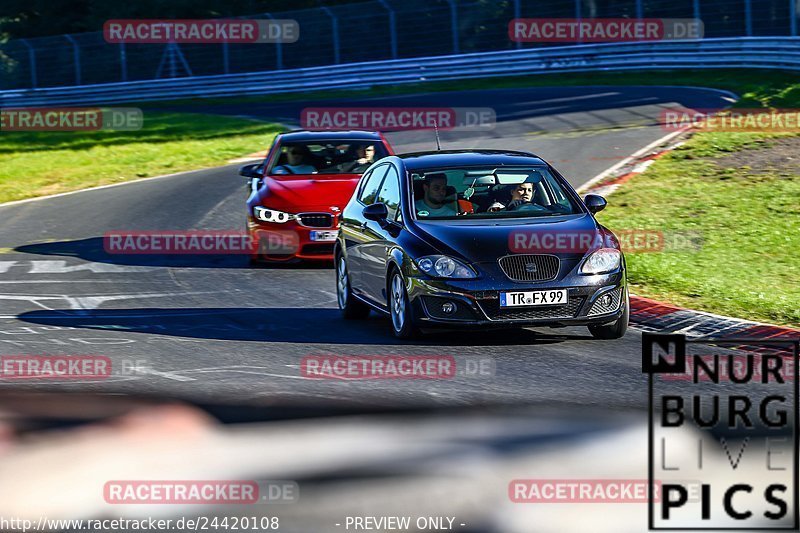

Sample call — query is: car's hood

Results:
[259,174,361,212]
[414,214,608,263]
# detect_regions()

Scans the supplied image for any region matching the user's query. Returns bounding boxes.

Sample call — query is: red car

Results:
[242,130,394,262]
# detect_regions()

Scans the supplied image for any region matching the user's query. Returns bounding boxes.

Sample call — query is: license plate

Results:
[310,230,337,242]
[500,289,568,307]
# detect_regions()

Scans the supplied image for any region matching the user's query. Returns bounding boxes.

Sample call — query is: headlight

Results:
[254,206,295,224]
[415,255,477,279]
[580,248,621,274]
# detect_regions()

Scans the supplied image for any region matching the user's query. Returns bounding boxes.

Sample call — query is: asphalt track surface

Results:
[0,85,735,408]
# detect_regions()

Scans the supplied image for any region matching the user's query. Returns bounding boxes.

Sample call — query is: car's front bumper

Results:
[247,218,337,261]
[406,266,627,328]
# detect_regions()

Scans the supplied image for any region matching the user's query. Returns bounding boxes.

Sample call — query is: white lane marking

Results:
[0,309,242,320]
[630,159,656,174]
[62,364,311,382]
[180,365,308,380]
[0,290,224,318]
[0,280,141,284]
[29,260,150,274]
[133,366,196,382]
[0,262,18,273]
[195,191,241,227]
[513,91,621,106]
[576,127,690,193]
[0,376,140,386]
[0,166,227,209]
[0,294,60,311]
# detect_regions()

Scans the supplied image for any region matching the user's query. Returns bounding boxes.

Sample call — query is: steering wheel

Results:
[509,201,547,212]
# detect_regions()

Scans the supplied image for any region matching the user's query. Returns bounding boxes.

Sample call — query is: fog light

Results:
[441,302,456,314]
[600,294,612,307]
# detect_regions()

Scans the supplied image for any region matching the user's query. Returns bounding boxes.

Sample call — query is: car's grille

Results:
[498,254,560,282]
[588,287,623,316]
[478,295,585,321]
[301,243,335,256]
[297,213,334,228]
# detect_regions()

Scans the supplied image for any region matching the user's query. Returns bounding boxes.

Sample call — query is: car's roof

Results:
[395,150,547,170]
[279,130,384,141]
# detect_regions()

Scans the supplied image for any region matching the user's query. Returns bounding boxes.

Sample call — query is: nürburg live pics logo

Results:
[643,333,799,530]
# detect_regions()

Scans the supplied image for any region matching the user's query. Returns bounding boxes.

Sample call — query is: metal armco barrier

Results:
[1,38,799,107]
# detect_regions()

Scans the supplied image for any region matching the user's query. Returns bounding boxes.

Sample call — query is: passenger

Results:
[355,144,375,165]
[273,146,317,174]
[415,173,457,217]
[343,144,376,172]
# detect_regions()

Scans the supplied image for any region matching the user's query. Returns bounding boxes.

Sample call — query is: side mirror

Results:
[362,202,389,222]
[584,194,607,214]
[239,163,262,179]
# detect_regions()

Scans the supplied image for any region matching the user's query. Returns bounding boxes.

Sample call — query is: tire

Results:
[588,289,629,339]
[337,255,370,319]
[388,270,420,339]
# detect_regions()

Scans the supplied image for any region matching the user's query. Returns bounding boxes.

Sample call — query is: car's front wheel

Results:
[389,270,420,339]
[337,255,370,319]
[588,289,629,339]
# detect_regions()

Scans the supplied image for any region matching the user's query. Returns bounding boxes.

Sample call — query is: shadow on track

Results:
[15,238,331,270]
[16,307,592,346]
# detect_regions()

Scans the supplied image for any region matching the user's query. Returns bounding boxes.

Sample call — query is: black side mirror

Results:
[239,163,262,179]
[362,202,389,222]
[584,194,607,214]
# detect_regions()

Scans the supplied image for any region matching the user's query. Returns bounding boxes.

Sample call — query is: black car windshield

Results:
[269,141,389,175]
[410,166,582,220]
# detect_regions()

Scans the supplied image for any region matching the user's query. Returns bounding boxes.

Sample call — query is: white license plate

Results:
[310,230,337,242]
[500,289,568,307]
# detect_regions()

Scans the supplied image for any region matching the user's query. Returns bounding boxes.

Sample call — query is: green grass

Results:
[0,112,281,203]
[598,132,800,327]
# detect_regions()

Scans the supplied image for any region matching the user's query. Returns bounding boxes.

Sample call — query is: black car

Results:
[334,150,629,340]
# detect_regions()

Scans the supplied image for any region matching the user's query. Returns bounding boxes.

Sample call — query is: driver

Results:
[415,173,457,217]
[273,146,317,174]
[488,182,536,212]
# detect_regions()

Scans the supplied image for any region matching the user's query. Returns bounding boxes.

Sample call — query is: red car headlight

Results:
[254,206,295,224]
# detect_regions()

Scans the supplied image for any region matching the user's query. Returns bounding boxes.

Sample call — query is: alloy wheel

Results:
[390,274,405,332]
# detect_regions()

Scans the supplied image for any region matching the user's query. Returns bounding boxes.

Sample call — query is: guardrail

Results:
[1,37,799,107]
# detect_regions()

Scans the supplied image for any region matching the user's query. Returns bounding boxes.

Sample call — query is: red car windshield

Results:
[269,141,389,175]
